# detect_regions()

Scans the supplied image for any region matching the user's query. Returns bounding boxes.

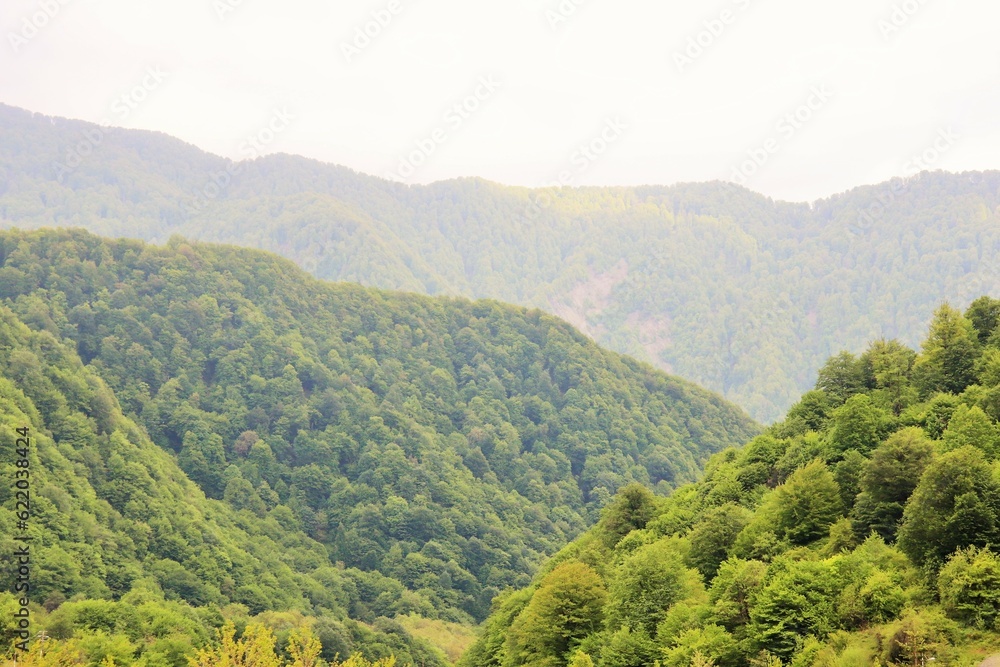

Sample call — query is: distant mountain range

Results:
[3,103,1000,422]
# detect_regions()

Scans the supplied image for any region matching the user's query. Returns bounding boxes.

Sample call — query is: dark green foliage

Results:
[912,305,979,397]
[965,296,1000,344]
[0,229,756,627]
[687,504,752,580]
[0,306,441,663]
[851,427,934,542]
[597,483,658,548]
[816,353,868,406]
[897,446,1000,569]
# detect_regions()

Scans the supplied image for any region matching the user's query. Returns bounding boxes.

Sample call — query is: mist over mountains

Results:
[3,103,1000,422]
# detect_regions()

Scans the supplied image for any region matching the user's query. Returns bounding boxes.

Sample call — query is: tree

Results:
[660,625,739,667]
[597,626,659,667]
[605,539,697,636]
[687,504,752,580]
[851,427,934,542]
[190,622,281,667]
[815,352,867,406]
[898,446,1000,568]
[770,461,843,546]
[826,394,891,458]
[288,627,323,667]
[504,562,607,666]
[861,338,917,414]
[912,304,979,396]
[937,546,1000,629]
[747,560,840,661]
[941,404,1000,458]
[598,483,658,547]
[965,296,1000,344]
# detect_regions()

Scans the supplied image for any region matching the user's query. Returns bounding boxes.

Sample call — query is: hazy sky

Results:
[3,0,998,201]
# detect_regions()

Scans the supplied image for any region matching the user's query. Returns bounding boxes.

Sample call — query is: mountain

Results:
[4,104,1000,422]
[0,229,756,662]
[461,297,1000,667]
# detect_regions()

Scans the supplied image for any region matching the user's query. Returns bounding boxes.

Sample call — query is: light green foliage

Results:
[747,559,842,660]
[597,626,658,667]
[504,562,606,667]
[826,395,893,457]
[937,547,1000,629]
[738,460,843,549]
[708,559,768,633]
[468,297,1000,667]
[881,609,956,667]
[862,339,917,415]
[941,404,1000,458]
[660,625,739,667]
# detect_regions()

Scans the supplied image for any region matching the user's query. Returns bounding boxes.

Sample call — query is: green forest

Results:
[462,298,1000,666]
[4,104,1000,422]
[0,229,755,664]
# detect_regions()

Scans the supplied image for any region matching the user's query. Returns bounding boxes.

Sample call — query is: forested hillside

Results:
[0,298,443,665]
[4,104,1000,421]
[462,297,1000,667]
[0,229,756,662]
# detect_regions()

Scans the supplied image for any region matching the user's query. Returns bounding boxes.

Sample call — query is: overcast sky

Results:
[2,0,998,201]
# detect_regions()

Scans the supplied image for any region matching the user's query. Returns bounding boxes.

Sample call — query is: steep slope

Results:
[462,297,1000,667]
[4,105,1000,421]
[0,303,443,665]
[0,229,757,630]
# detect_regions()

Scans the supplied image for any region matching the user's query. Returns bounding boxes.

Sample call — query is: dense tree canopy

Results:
[0,229,756,663]
[464,296,1000,667]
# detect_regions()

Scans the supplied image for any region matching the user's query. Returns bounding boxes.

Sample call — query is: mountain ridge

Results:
[4,102,1000,422]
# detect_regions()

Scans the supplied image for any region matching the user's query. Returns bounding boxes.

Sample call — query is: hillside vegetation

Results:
[0,229,756,662]
[4,105,1000,421]
[0,299,442,665]
[462,297,1000,667]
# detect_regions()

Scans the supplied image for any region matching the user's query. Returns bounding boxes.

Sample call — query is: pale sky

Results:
[2,0,998,201]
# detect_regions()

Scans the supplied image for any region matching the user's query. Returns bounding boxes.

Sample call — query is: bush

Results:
[937,546,1000,629]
